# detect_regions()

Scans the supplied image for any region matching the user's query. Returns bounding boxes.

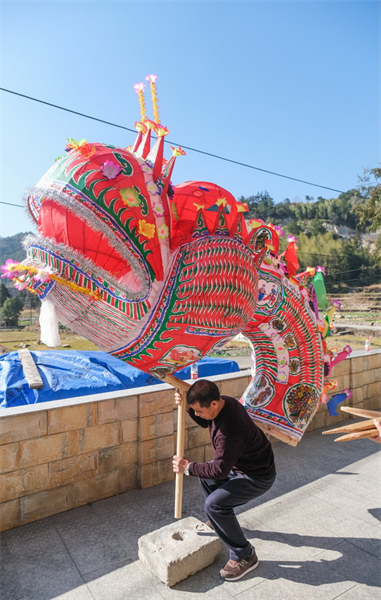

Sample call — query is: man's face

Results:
[190,400,220,420]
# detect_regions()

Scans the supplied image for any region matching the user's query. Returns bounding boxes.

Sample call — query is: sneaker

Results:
[220,547,259,581]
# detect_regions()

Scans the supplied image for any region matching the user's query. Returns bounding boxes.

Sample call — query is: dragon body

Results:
[7,118,325,444]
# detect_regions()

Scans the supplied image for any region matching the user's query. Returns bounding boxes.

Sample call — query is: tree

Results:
[18,288,41,309]
[0,296,24,326]
[0,282,11,307]
[355,167,381,264]
[308,219,326,236]
[284,220,302,236]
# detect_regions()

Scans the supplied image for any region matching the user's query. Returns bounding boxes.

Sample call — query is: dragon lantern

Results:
[3,76,335,448]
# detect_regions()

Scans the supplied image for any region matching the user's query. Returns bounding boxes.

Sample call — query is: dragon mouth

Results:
[37,198,148,298]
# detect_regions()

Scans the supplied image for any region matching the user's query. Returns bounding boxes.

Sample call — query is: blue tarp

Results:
[0,351,240,408]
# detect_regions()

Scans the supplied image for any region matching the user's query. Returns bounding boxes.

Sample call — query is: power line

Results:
[1,87,346,194]
[325,274,380,284]
[325,266,376,276]
[0,201,23,208]
[298,252,339,257]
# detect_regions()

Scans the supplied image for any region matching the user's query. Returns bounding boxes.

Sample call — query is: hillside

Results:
[239,189,380,291]
[0,232,33,265]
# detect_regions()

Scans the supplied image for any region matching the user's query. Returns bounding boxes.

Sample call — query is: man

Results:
[172,379,276,582]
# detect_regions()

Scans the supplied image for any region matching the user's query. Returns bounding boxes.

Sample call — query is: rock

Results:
[138,517,221,586]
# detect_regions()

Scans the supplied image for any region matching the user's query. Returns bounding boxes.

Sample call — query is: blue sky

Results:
[1,0,379,238]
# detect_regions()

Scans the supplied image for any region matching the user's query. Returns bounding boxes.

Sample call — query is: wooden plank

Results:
[254,421,299,447]
[340,407,381,419]
[322,419,379,435]
[334,429,379,442]
[18,349,43,389]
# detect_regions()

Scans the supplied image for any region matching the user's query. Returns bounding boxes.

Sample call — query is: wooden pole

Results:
[162,375,191,519]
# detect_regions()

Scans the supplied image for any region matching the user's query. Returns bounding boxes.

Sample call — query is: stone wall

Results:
[1,351,380,532]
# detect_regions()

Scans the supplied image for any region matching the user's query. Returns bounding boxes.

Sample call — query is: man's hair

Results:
[186,379,220,407]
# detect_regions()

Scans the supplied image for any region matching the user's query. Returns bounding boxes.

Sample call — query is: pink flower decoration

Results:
[134,83,145,94]
[14,279,30,290]
[33,266,53,283]
[287,235,297,244]
[316,265,326,275]
[101,161,122,180]
[145,74,158,84]
[273,225,285,236]
[332,299,342,310]
[1,259,20,279]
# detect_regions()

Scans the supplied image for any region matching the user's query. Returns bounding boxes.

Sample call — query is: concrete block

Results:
[140,457,174,489]
[48,452,98,487]
[352,370,372,387]
[0,442,20,474]
[140,434,174,465]
[0,498,20,531]
[138,516,221,586]
[330,359,350,377]
[73,471,119,505]
[186,425,210,449]
[186,446,205,464]
[48,403,97,434]
[98,442,138,473]
[364,398,381,412]
[368,353,381,370]
[98,396,138,424]
[0,411,47,444]
[139,390,174,418]
[20,484,75,525]
[351,356,369,374]
[306,409,326,432]
[121,418,138,442]
[140,411,174,441]
[366,380,381,399]
[73,422,120,455]
[176,411,199,430]
[119,465,138,493]
[0,463,48,502]
[219,377,247,399]
[351,386,364,404]
[19,431,74,469]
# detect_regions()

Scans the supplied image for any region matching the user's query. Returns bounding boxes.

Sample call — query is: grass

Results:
[212,335,381,356]
[338,312,381,322]
[0,328,98,353]
[1,324,380,356]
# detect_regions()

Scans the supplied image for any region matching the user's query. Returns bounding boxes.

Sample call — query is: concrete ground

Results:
[1,420,380,600]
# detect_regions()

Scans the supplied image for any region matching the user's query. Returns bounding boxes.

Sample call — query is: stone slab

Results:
[138,516,221,587]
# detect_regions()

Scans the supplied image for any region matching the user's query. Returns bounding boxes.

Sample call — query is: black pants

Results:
[200,470,276,561]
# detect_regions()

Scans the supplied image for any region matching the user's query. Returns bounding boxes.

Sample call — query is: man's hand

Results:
[172,455,189,473]
[174,390,182,406]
